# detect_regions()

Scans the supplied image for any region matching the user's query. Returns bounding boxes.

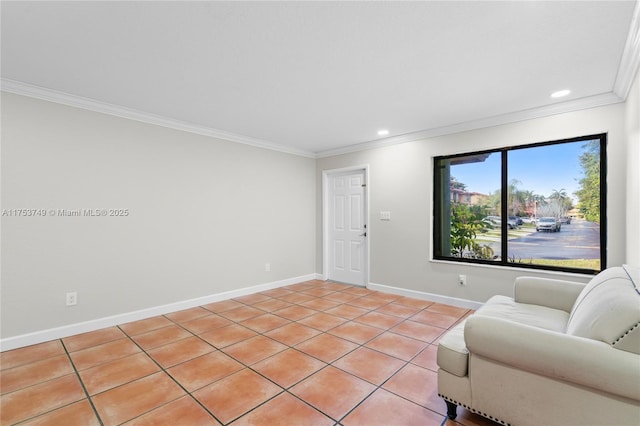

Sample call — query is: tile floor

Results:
[0,280,499,426]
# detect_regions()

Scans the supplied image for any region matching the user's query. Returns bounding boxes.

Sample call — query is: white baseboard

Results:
[0,273,322,352]
[367,282,484,310]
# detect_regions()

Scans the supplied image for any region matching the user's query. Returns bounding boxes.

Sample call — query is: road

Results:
[491,219,601,260]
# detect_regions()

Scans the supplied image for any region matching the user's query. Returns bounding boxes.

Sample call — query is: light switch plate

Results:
[380,211,391,221]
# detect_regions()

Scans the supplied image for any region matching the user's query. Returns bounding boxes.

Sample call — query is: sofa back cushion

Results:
[566,265,640,354]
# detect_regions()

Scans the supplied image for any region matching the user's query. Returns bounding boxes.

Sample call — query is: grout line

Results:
[116,325,226,425]
[59,340,105,426]
[0,358,103,425]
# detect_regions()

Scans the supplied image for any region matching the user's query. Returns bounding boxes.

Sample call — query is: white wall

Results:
[317,102,630,303]
[1,92,316,339]
[625,67,640,267]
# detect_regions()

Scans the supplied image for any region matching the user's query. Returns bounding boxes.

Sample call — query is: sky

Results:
[451,140,590,203]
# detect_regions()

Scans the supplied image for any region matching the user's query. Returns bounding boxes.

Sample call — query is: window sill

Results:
[429,257,595,280]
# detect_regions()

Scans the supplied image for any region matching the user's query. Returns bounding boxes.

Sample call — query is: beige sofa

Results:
[437,265,640,426]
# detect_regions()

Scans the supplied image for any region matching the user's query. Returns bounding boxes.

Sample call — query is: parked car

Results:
[483,216,518,229]
[482,216,501,227]
[508,216,523,226]
[536,217,561,232]
[560,216,572,224]
[506,217,519,229]
[483,216,500,223]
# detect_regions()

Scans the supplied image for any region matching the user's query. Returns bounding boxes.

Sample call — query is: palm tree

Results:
[520,190,536,217]
[543,188,572,218]
[507,179,523,215]
[550,188,568,201]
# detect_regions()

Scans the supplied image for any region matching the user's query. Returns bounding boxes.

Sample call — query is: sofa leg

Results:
[445,401,458,420]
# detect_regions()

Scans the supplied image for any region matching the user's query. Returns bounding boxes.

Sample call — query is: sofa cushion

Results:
[566,265,640,354]
[437,320,468,377]
[437,295,570,378]
[475,295,569,333]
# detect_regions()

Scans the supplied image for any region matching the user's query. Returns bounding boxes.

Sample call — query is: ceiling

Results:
[2,1,639,157]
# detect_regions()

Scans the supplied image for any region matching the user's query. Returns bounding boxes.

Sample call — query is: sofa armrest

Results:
[465,315,640,401]
[513,276,586,312]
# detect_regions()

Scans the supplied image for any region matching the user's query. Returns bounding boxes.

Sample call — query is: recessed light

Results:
[377,129,389,136]
[551,89,571,98]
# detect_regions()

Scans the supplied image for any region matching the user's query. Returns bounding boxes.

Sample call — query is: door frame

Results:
[322,165,370,287]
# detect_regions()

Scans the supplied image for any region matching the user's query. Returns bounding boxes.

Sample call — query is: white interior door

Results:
[327,169,367,285]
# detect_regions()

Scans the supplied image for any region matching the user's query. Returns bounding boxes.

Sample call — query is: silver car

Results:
[536,217,561,232]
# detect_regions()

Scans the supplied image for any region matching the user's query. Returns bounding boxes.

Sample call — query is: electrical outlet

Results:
[265,263,271,272]
[458,275,467,286]
[66,292,78,306]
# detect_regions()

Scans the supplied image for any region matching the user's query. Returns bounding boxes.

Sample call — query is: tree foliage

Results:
[486,181,570,218]
[450,176,467,191]
[537,188,572,218]
[574,141,600,223]
[450,203,494,259]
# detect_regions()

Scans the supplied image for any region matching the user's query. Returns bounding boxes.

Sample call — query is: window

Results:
[433,134,606,274]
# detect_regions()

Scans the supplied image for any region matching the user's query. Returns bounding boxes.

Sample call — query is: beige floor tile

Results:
[92,372,185,425]
[193,369,281,424]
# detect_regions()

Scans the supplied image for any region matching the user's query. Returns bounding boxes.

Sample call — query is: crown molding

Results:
[613,0,640,99]
[1,77,628,160]
[316,91,624,158]
[0,79,317,159]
